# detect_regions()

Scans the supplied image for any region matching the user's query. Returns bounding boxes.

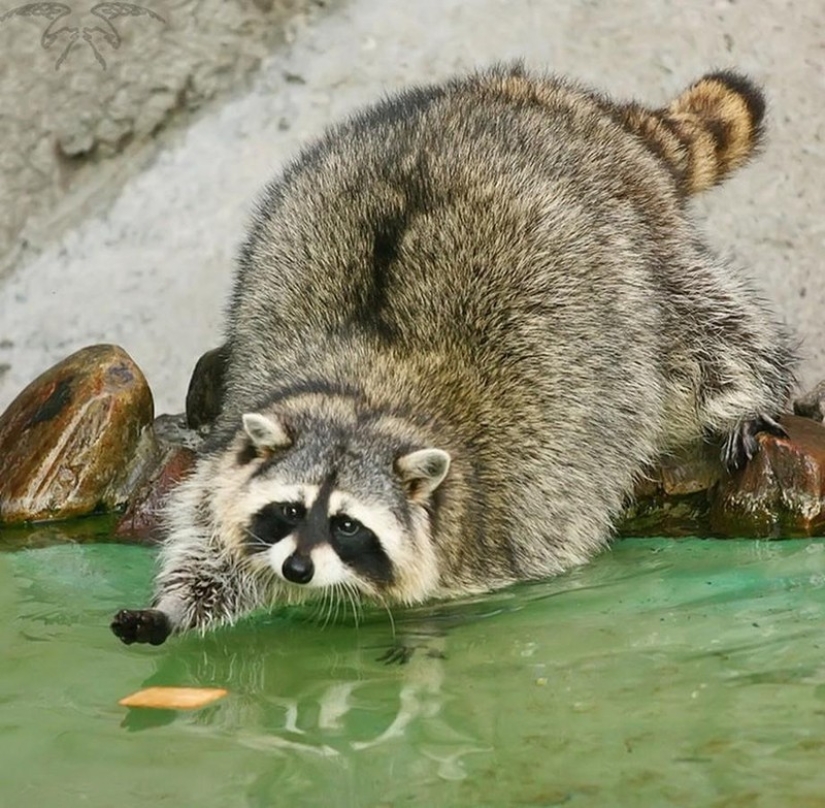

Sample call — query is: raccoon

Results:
[112,64,796,646]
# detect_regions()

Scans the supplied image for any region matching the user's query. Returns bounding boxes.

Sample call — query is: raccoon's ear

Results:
[242,412,292,451]
[395,448,451,500]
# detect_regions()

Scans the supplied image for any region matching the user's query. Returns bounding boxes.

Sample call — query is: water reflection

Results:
[3,539,825,807]
[121,606,488,776]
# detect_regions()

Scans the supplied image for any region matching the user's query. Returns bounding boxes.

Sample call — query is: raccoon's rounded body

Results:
[112,65,796,645]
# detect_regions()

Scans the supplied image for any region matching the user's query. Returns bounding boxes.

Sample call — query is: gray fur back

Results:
[216,64,795,587]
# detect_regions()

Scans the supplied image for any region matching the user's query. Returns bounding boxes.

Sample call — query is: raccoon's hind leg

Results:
[697,367,794,474]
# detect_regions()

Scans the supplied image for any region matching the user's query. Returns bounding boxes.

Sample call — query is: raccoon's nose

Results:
[282,553,314,584]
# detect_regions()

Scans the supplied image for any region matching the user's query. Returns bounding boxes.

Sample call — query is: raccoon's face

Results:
[222,408,450,605]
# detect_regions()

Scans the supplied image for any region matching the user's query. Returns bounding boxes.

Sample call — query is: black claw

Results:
[722,414,787,472]
[111,609,172,646]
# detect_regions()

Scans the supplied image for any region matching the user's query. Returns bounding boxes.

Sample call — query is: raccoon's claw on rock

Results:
[111,609,172,646]
[722,414,787,472]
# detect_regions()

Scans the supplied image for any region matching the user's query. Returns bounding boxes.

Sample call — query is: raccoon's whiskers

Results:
[308,595,320,624]
[333,584,344,626]
[321,585,337,628]
[333,584,343,626]
[318,586,331,628]
[343,582,362,627]
[354,586,364,626]
[376,595,397,640]
[241,526,269,551]
[308,586,329,625]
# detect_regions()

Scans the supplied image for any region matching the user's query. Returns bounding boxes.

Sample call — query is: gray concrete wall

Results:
[1,0,822,415]
[0,0,336,278]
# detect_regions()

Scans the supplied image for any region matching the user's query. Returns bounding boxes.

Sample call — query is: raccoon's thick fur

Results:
[112,65,796,646]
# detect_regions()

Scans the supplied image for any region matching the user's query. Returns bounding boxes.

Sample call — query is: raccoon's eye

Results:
[279,502,305,524]
[331,515,362,538]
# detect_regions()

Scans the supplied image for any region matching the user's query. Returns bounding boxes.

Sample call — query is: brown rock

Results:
[618,442,721,537]
[618,488,711,538]
[114,444,196,543]
[114,414,199,543]
[793,379,825,423]
[185,345,228,430]
[710,415,825,538]
[0,345,153,524]
[659,441,722,496]
[102,423,164,510]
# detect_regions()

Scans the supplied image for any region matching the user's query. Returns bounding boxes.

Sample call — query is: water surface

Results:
[1,535,824,807]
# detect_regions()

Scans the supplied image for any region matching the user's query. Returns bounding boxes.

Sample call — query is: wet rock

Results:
[793,379,825,423]
[114,414,200,543]
[618,442,721,537]
[155,412,207,452]
[104,424,165,510]
[185,345,228,431]
[0,345,153,524]
[658,442,723,496]
[620,417,825,538]
[618,488,711,538]
[710,415,825,538]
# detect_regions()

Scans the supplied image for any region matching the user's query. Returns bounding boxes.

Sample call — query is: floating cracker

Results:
[119,686,228,710]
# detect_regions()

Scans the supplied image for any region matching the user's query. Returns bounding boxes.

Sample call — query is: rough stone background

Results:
[0,0,823,416]
[0,0,334,279]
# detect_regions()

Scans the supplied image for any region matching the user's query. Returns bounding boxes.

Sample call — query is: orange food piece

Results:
[118,686,228,710]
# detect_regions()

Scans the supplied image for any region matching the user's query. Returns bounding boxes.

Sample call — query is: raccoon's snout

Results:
[282,553,314,584]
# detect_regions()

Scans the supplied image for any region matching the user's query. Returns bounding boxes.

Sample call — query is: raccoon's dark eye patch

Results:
[280,502,306,524]
[330,515,361,538]
[244,502,304,554]
[330,516,394,585]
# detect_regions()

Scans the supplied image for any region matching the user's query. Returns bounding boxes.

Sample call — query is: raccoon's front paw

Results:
[722,414,787,472]
[111,609,172,646]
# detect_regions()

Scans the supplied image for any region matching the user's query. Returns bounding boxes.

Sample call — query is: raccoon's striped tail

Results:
[619,71,766,195]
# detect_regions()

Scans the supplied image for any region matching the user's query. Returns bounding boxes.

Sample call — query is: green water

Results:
[1,535,824,807]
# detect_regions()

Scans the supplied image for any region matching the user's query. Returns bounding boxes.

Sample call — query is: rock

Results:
[620,417,825,538]
[710,415,825,538]
[113,444,197,543]
[0,345,153,524]
[114,414,200,543]
[185,345,228,431]
[618,487,711,538]
[793,379,825,422]
[618,442,721,538]
[154,412,207,452]
[658,442,723,496]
